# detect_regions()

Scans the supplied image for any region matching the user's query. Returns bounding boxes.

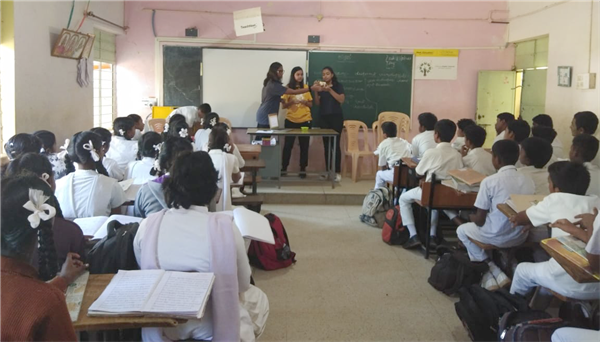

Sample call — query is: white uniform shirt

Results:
[133,206,251,341]
[585,213,600,254]
[584,162,600,197]
[168,106,199,127]
[526,193,600,237]
[103,157,125,181]
[106,136,139,170]
[493,130,506,144]
[475,165,535,236]
[411,130,437,159]
[127,157,157,185]
[452,136,465,151]
[463,147,496,176]
[55,169,127,219]
[374,137,412,168]
[517,166,550,195]
[194,129,211,151]
[416,142,464,182]
[552,138,565,159]
[132,129,142,141]
[209,150,240,186]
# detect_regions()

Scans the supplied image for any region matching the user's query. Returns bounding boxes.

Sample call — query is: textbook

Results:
[74,215,142,240]
[448,169,487,186]
[505,194,547,213]
[556,235,587,260]
[89,270,214,319]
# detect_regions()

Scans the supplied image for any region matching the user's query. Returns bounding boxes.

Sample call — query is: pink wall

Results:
[117,1,513,139]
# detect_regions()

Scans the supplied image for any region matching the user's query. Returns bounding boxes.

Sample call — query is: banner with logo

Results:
[233,7,264,36]
[414,49,459,80]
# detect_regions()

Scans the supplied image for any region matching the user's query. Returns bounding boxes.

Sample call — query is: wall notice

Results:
[233,7,264,36]
[414,49,459,80]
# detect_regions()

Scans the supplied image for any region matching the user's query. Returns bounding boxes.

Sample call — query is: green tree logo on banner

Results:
[419,62,432,77]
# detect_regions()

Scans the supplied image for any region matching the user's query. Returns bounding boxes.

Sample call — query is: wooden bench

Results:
[232,194,264,213]
[469,237,500,251]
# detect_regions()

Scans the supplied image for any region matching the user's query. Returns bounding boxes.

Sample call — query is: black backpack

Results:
[88,221,140,274]
[455,285,531,341]
[498,310,564,342]
[428,250,489,295]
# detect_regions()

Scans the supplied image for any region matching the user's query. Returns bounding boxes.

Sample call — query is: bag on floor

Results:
[248,213,296,271]
[428,250,488,295]
[382,206,409,245]
[498,310,565,342]
[88,221,140,274]
[359,187,391,227]
[454,285,532,341]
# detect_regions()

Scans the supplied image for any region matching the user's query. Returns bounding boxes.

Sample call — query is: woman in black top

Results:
[313,67,345,181]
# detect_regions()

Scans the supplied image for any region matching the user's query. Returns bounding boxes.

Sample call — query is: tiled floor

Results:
[253,204,469,342]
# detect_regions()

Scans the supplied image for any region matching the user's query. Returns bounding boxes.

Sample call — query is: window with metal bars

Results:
[93,29,116,129]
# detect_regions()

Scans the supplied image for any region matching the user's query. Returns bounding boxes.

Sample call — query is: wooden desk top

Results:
[497,203,517,218]
[246,128,338,136]
[401,157,418,169]
[237,144,261,154]
[541,238,599,284]
[73,274,186,331]
[241,159,266,170]
[420,182,477,209]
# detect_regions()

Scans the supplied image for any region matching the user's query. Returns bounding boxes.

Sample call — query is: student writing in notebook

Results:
[516,137,553,195]
[133,152,269,342]
[1,175,86,341]
[90,127,126,181]
[569,134,600,197]
[410,112,438,159]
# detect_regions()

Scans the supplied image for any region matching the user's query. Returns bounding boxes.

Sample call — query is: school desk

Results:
[246,128,339,189]
[73,274,187,331]
[240,159,266,195]
[497,203,517,218]
[541,238,600,284]
[237,144,261,160]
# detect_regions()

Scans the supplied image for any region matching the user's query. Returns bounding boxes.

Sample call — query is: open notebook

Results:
[506,194,547,213]
[88,270,215,319]
[231,207,275,244]
[74,215,142,240]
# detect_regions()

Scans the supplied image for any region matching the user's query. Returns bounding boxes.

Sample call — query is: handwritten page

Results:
[88,270,164,315]
[143,272,215,318]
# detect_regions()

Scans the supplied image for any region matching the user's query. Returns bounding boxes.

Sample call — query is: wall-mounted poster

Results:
[414,49,459,80]
[52,29,92,60]
[558,66,572,87]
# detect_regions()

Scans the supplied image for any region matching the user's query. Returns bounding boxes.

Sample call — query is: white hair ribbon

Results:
[210,118,217,127]
[179,128,188,138]
[82,140,100,162]
[40,173,51,187]
[223,143,232,152]
[22,189,56,229]
[118,129,125,136]
[153,158,161,171]
[164,123,169,132]
[227,128,232,136]
[200,118,205,125]
[153,143,162,152]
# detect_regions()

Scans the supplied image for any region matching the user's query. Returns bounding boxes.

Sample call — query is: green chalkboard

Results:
[308,51,413,125]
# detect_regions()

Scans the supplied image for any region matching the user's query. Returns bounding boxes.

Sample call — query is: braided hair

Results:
[150,137,193,177]
[32,130,57,154]
[90,127,112,154]
[64,131,109,176]
[113,117,135,140]
[1,174,59,281]
[208,125,231,152]
[137,132,162,160]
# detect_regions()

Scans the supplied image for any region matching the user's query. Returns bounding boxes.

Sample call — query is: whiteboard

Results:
[202,48,308,127]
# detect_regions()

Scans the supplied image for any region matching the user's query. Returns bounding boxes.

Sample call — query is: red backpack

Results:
[382,206,409,245]
[248,213,296,270]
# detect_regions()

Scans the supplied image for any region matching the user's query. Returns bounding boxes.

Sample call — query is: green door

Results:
[476,71,516,148]
[520,69,547,123]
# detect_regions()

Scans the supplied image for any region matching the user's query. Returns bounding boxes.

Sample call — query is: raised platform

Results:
[256,176,373,205]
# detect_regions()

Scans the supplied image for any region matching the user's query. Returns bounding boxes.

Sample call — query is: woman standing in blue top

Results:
[255,62,316,131]
[313,66,345,182]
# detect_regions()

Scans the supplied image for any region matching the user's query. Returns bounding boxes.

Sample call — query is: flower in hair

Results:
[164,123,169,132]
[153,158,161,171]
[153,143,162,152]
[82,140,100,162]
[200,118,205,125]
[57,139,70,159]
[210,118,217,127]
[22,189,56,229]
[179,128,188,138]
[223,143,232,152]
[227,128,232,135]
[118,129,125,136]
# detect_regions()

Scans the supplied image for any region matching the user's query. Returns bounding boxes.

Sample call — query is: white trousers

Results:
[552,328,600,342]
[510,259,600,300]
[375,169,394,189]
[399,187,438,227]
[457,222,527,262]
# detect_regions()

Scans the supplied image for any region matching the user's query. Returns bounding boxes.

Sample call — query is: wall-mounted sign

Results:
[414,49,459,80]
[233,7,264,37]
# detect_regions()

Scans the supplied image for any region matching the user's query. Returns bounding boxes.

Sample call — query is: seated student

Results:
[506,119,531,167]
[569,134,600,197]
[461,125,496,176]
[532,114,564,159]
[510,162,598,239]
[1,175,85,341]
[55,131,126,219]
[374,122,413,188]
[128,113,145,141]
[452,118,476,151]
[194,112,220,151]
[127,132,162,185]
[411,112,438,159]
[510,166,599,300]
[494,112,515,143]
[214,122,245,168]
[517,137,553,195]
[3,133,42,161]
[5,153,87,266]
[571,111,599,137]
[456,140,535,291]
[400,119,464,249]
[33,130,68,180]
[106,117,139,170]
[208,126,242,212]
[163,116,192,143]
[90,127,126,181]
[532,126,560,163]
[133,151,268,342]
[134,137,193,218]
